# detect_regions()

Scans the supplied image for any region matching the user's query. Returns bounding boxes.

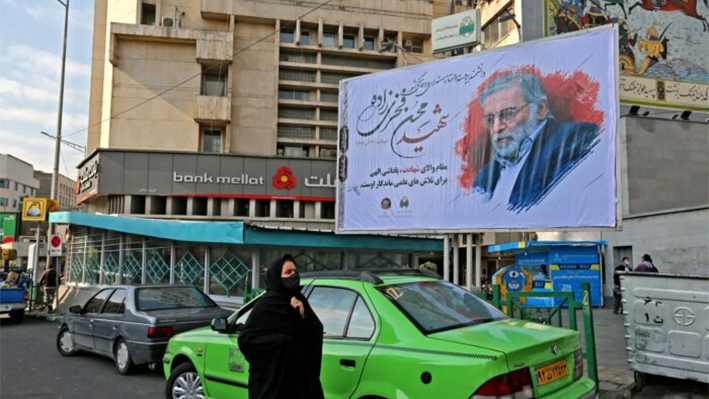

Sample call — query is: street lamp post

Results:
[48,0,70,313]
[51,0,70,202]
[381,38,409,67]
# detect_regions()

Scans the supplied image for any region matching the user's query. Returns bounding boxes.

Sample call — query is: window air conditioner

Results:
[162,16,178,28]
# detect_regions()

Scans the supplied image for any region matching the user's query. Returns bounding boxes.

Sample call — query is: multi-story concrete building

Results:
[33,171,78,212]
[56,0,486,296]
[0,154,39,214]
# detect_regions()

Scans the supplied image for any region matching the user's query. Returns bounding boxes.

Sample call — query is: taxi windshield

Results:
[378,280,507,334]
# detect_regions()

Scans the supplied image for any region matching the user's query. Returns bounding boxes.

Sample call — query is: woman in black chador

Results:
[238,255,325,399]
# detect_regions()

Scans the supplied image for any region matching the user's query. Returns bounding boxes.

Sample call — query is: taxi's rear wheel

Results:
[166,362,204,399]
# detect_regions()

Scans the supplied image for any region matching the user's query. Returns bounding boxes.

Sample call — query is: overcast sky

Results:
[0,0,94,178]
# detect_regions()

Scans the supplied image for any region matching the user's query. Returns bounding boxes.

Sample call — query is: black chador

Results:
[238,255,325,399]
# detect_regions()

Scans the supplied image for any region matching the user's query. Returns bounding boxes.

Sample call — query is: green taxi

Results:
[163,269,596,399]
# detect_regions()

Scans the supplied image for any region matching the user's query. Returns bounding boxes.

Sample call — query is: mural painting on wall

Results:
[545,0,709,111]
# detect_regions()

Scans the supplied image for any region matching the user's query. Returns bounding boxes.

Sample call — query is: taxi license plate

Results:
[0,305,11,312]
[536,359,568,386]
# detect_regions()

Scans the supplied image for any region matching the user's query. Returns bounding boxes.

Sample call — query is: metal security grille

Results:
[122,251,143,285]
[174,250,203,285]
[209,248,251,297]
[146,249,170,284]
[103,253,119,285]
[293,250,341,272]
[85,256,100,285]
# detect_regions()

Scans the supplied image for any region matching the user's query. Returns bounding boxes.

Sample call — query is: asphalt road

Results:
[0,316,165,399]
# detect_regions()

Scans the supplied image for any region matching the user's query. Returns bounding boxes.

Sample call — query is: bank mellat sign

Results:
[77,150,337,203]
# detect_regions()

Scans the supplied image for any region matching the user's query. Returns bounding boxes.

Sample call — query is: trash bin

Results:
[620,272,709,387]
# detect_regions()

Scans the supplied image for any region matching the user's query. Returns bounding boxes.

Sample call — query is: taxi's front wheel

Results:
[166,362,204,399]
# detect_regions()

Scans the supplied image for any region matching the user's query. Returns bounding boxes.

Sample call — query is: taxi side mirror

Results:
[211,317,229,333]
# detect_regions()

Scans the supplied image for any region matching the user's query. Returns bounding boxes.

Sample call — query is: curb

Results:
[26,311,60,322]
[599,382,636,399]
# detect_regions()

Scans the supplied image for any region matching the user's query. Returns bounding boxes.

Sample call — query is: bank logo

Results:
[272,166,297,190]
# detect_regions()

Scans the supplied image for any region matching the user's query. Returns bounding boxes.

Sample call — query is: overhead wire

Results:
[63,0,338,139]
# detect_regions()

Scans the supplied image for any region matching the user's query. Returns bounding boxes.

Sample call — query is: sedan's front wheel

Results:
[166,362,204,399]
[56,325,78,356]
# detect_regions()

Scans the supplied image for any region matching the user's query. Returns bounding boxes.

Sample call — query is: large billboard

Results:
[546,0,709,111]
[337,26,618,233]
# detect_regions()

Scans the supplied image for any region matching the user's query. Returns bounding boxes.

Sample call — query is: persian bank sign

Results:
[94,151,336,200]
[337,26,618,233]
[432,9,481,54]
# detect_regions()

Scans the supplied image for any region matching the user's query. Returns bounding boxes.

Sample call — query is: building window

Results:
[12,199,17,208]
[0,198,7,207]
[278,125,315,139]
[320,109,338,121]
[202,67,228,97]
[278,107,315,120]
[0,180,7,188]
[319,148,337,158]
[343,34,356,49]
[14,182,18,191]
[320,128,337,140]
[279,51,317,63]
[277,145,309,157]
[280,27,295,44]
[201,128,223,153]
[141,3,156,25]
[403,38,424,53]
[320,91,339,103]
[483,8,516,48]
[363,36,375,50]
[279,88,310,100]
[300,30,310,45]
[321,72,355,85]
[322,31,337,47]
[279,69,316,82]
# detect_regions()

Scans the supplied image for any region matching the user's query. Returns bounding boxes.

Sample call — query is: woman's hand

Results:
[291,297,305,319]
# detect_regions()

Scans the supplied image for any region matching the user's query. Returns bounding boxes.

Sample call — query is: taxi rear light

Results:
[148,326,174,338]
[574,348,584,380]
[472,368,535,399]
[23,292,29,301]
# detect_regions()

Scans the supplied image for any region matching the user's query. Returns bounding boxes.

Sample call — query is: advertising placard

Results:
[337,26,618,233]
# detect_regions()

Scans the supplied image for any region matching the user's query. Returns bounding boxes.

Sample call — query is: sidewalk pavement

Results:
[591,306,636,399]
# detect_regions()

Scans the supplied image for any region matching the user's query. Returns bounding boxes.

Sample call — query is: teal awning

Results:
[50,212,442,251]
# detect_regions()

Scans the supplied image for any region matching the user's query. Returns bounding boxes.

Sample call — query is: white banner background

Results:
[337,27,618,233]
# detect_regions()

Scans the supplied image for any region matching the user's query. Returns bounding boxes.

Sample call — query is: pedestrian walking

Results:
[633,254,658,273]
[613,257,632,314]
[238,254,325,399]
[39,264,58,311]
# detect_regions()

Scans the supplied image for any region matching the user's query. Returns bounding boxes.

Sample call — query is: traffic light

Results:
[1,248,17,261]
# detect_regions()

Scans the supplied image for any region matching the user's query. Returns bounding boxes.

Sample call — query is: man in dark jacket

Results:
[634,254,658,272]
[39,264,58,311]
[613,257,632,314]
[473,71,600,212]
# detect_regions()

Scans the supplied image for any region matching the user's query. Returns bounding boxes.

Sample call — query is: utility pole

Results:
[51,0,70,201]
[48,0,70,313]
